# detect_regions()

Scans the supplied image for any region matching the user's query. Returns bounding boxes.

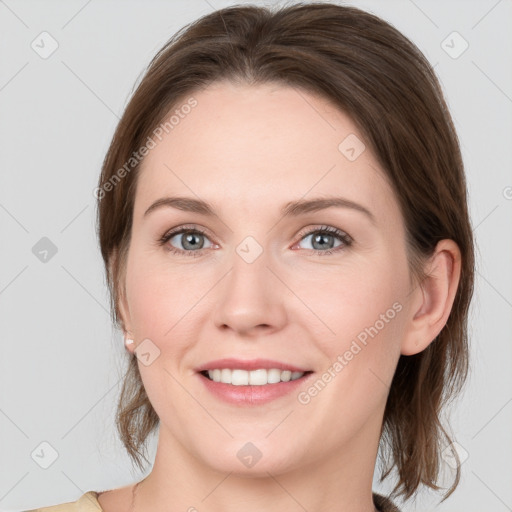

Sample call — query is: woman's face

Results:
[119,81,417,475]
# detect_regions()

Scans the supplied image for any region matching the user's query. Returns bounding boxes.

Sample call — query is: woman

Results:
[27,2,474,511]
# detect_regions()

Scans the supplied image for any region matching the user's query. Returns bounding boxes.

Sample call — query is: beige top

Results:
[25,490,401,512]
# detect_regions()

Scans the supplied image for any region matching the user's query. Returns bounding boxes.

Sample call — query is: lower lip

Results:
[197,372,313,406]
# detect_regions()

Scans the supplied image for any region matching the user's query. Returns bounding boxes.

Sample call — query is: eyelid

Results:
[295,224,352,243]
[158,224,216,247]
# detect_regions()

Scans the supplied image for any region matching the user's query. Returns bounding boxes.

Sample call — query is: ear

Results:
[109,248,135,354]
[401,239,462,356]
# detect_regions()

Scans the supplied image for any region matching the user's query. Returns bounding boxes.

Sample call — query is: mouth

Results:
[195,358,315,405]
[199,368,314,386]
[197,368,315,406]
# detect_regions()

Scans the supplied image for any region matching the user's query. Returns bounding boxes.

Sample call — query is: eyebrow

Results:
[143,196,376,225]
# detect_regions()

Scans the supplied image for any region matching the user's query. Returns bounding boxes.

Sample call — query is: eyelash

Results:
[157,224,353,257]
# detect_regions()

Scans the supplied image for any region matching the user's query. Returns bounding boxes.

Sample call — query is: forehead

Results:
[135,81,397,221]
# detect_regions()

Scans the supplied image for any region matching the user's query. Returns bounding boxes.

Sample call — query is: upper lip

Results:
[195,358,311,373]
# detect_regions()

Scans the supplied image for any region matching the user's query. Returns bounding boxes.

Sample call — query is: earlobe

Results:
[124,335,135,354]
[401,239,461,356]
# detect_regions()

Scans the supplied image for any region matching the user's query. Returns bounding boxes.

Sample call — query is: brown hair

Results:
[96,2,475,503]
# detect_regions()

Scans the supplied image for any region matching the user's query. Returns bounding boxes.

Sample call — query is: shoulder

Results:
[373,492,401,512]
[24,491,102,512]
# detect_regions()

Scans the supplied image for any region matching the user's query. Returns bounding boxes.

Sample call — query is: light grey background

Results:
[1,0,511,511]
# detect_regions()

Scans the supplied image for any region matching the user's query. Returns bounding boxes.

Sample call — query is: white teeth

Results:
[232,369,249,385]
[267,368,281,384]
[248,369,267,385]
[206,368,306,385]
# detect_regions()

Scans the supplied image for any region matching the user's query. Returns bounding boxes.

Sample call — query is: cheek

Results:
[299,269,406,428]
[124,248,215,357]
[124,250,185,338]
[123,255,202,415]
[300,254,406,367]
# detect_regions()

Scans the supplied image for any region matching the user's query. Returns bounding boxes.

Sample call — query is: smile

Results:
[201,368,310,385]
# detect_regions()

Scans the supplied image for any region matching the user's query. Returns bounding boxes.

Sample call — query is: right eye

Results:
[158,225,215,256]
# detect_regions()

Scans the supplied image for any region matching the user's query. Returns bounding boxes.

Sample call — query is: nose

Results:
[212,246,288,337]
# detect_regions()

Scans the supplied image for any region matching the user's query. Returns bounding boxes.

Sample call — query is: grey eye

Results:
[169,231,213,251]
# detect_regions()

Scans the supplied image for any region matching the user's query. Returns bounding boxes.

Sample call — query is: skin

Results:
[97,81,461,512]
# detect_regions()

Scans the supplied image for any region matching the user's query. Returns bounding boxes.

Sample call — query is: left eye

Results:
[294,226,352,255]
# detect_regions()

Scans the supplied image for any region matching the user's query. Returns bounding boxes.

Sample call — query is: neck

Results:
[132,421,382,512]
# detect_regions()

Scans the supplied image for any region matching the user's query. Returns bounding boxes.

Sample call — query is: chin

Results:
[196,437,304,477]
